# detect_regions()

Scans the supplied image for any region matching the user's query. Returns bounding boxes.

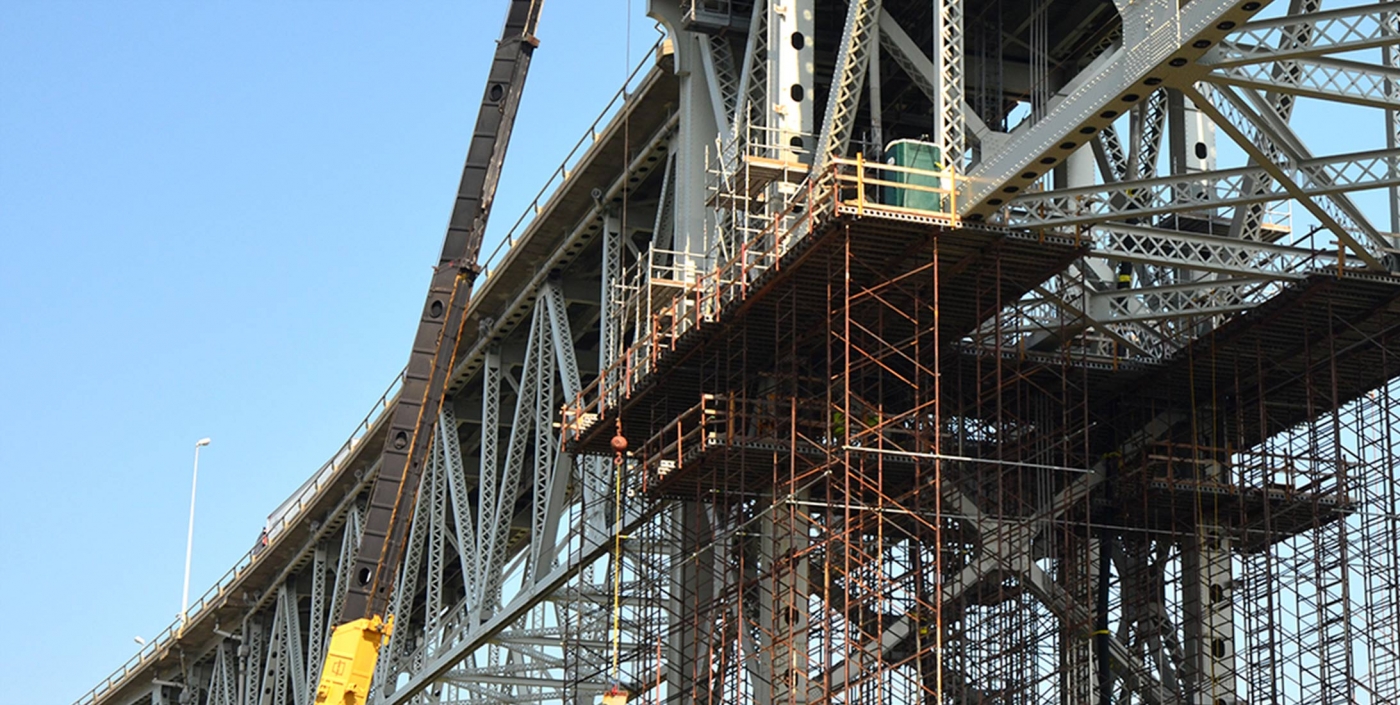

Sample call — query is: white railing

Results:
[475,39,663,287]
[72,368,405,705]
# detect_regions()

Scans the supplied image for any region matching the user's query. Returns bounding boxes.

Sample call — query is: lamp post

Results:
[181,437,211,626]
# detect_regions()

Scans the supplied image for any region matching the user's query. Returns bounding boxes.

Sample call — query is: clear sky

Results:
[0,3,657,702]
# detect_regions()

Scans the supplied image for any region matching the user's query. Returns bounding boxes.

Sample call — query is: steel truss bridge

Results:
[80,1,1400,704]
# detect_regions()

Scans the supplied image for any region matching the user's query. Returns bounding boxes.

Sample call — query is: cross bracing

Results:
[81,2,1400,705]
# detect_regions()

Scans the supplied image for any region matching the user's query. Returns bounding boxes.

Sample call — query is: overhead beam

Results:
[1209,3,1400,67]
[876,10,997,148]
[1184,81,1392,268]
[961,0,1274,218]
[381,500,658,704]
[815,0,880,166]
[1208,57,1400,111]
[1006,148,1400,228]
[1091,221,1327,279]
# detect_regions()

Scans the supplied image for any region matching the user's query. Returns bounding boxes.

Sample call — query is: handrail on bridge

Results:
[475,38,664,287]
[72,368,406,705]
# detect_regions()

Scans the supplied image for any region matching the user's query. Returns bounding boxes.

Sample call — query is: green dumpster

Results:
[883,139,943,212]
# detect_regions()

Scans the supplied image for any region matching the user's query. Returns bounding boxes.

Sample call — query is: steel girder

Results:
[369,284,662,705]
[699,34,739,154]
[81,53,680,705]
[369,115,685,699]
[815,0,879,166]
[1092,89,1168,184]
[153,504,370,705]
[203,643,239,705]
[380,502,661,705]
[961,0,1270,216]
[1007,148,1400,228]
[1220,0,1335,246]
[358,99,680,705]
[1210,2,1400,67]
[1184,81,1392,266]
[875,10,999,152]
[984,0,1400,364]
[1209,56,1400,110]
[936,0,965,166]
[1388,12,1400,234]
[993,277,1291,334]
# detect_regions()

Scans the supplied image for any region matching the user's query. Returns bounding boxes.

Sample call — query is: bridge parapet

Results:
[472,38,666,292]
[75,369,404,705]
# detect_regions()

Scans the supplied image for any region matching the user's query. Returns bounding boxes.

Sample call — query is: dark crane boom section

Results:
[316,3,543,702]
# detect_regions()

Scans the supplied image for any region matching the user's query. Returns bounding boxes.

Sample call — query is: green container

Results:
[883,139,943,211]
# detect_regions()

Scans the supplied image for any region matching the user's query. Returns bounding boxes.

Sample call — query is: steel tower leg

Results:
[648,1,719,261]
[769,0,814,162]
[761,490,813,705]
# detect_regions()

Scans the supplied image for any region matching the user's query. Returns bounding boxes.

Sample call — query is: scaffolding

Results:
[559,128,1400,705]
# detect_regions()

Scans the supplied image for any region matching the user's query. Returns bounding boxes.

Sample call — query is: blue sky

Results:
[0,3,656,702]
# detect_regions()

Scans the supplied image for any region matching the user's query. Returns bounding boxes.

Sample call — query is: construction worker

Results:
[831,405,880,444]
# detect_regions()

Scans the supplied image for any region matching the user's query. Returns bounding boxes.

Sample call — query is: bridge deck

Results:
[447,50,678,393]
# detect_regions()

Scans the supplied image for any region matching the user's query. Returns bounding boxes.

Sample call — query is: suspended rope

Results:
[606,420,630,703]
[605,2,634,702]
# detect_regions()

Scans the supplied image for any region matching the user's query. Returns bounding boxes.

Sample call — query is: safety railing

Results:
[475,39,663,287]
[637,394,717,492]
[642,247,705,286]
[72,368,406,705]
[568,173,833,433]
[636,394,831,493]
[564,155,966,445]
[828,153,960,224]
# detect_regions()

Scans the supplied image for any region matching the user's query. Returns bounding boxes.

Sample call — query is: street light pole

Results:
[181,437,211,626]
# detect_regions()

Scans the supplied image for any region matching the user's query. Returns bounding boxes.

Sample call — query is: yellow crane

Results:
[314,2,543,702]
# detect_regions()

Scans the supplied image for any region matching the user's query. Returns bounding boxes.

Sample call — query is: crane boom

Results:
[316,3,543,702]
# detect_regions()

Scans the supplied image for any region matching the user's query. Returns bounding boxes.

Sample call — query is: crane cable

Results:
[609,0,633,687]
[611,420,627,679]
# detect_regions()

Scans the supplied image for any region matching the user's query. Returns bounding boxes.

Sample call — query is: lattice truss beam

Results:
[94,80,683,700]
[367,280,666,705]
[1007,149,1400,228]
[156,492,371,705]
[976,0,1400,364]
